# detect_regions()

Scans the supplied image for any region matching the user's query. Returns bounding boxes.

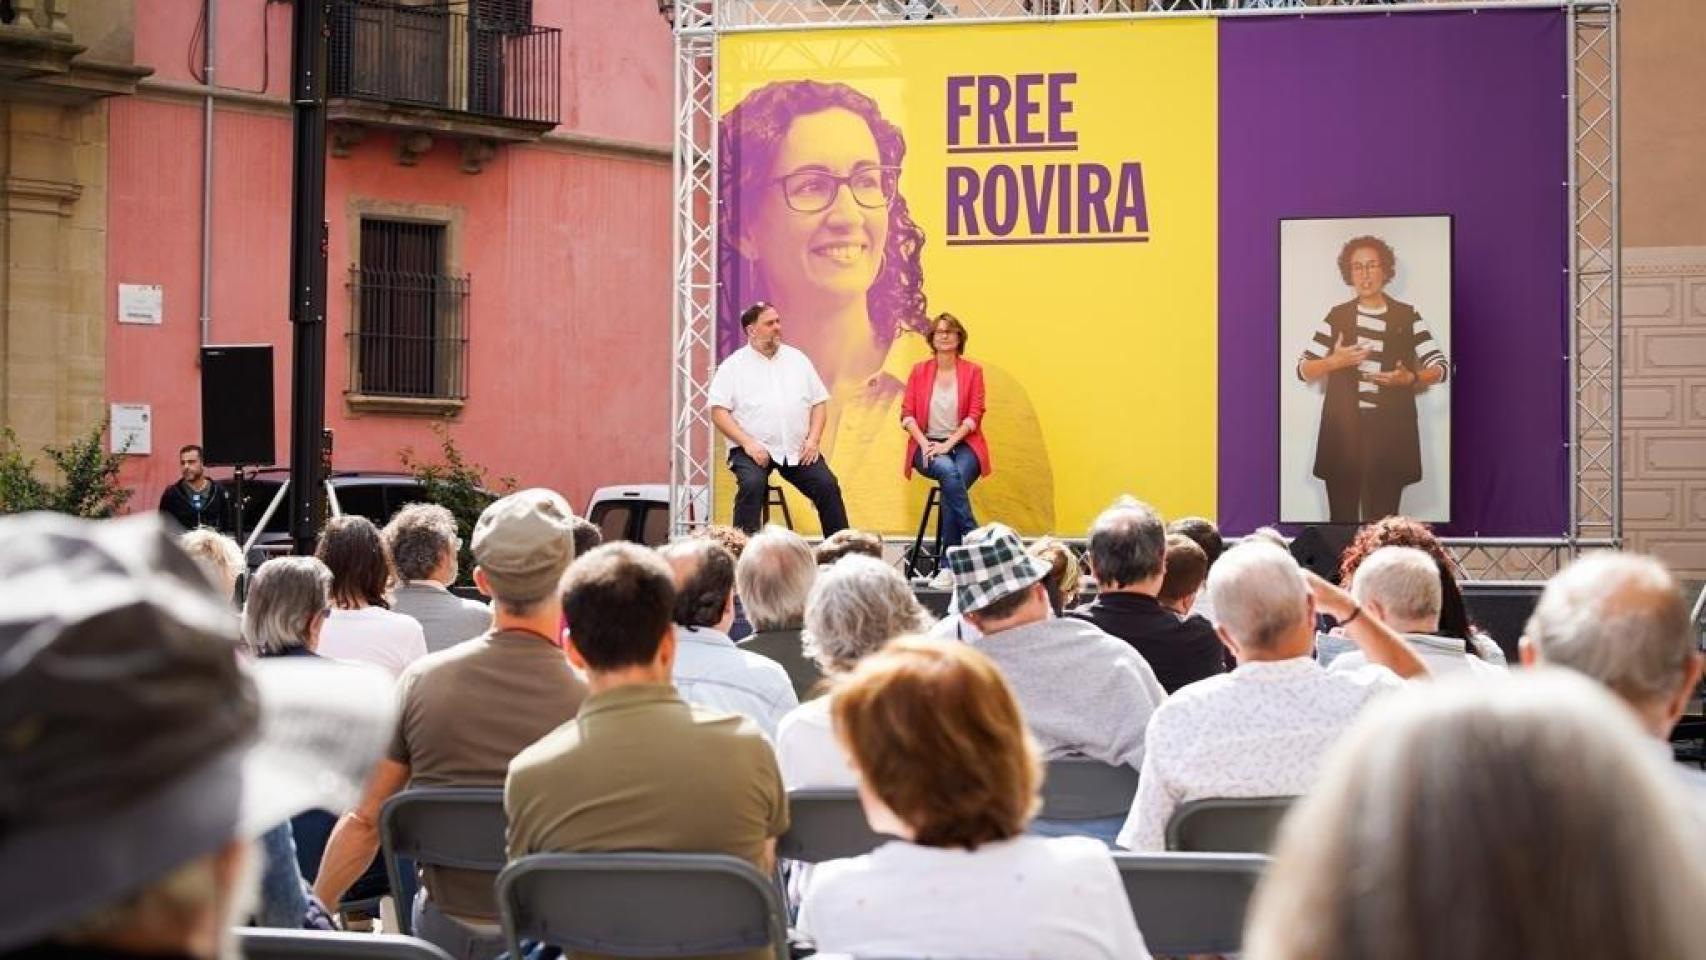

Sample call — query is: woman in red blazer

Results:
[900,313,992,551]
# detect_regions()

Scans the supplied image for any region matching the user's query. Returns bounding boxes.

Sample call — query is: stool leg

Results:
[930,487,947,574]
[907,488,935,579]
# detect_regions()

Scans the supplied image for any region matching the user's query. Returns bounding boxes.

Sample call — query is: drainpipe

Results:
[200,0,216,347]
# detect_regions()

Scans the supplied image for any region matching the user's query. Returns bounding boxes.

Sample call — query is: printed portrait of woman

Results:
[718,79,1054,536]
[1280,216,1453,525]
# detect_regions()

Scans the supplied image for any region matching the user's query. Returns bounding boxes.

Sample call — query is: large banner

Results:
[715,10,1568,538]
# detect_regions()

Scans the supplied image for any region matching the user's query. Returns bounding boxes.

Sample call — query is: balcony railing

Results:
[329,0,560,127]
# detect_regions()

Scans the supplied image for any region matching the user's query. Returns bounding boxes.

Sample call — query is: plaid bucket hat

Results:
[944,523,1053,616]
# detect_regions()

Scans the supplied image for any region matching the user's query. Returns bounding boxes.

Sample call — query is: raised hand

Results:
[1327,330,1372,371]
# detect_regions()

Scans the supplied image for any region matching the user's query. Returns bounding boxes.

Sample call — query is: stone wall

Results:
[0,98,110,458]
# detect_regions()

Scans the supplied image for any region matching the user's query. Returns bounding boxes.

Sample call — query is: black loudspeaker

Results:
[200,345,276,467]
[1288,524,1360,584]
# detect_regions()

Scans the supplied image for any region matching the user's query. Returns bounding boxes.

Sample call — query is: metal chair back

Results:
[776,788,891,864]
[1164,795,1295,853]
[379,787,508,935]
[1039,755,1140,821]
[1113,852,1268,956]
[498,852,789,960]
[238,929,454,960]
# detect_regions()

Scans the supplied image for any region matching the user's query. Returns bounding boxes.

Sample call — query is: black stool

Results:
[761,483,794,530]
[904,487,946,579]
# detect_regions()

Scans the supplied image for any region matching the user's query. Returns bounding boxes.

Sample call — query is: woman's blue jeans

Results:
[913,443,982,549]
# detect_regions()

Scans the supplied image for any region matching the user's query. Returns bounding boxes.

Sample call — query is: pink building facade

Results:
[106,0,673,514]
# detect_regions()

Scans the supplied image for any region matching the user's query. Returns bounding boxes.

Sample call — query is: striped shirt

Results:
[1298,304,1448,410]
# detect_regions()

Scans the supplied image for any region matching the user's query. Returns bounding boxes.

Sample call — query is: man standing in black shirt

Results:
[158,444,232,531]
[1069,496,1226,694]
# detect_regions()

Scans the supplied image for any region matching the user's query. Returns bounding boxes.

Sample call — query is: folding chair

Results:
[498,852,789,960]
[379,787,508,936]
[775,788,890,864]
[1039,755,1141,822]
[237,929,453,960]
[1164,796,1296,854]
[1113,853,1269,956]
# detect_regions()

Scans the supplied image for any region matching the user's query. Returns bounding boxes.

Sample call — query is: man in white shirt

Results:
[1117,541,1429,852]
[660,537,799,740]
[1328,545,1504,677]
[709,302,849,534]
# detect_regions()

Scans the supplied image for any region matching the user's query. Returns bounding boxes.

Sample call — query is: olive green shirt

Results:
[505,683,788,960]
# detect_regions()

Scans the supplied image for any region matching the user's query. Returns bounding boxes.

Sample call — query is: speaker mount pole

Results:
[286,0,330,557]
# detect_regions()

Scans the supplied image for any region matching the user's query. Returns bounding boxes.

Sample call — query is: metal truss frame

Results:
[669,0,1621,582]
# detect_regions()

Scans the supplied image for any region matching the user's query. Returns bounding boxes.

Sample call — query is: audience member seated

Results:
[1167,516,1224,622]
[178,527,245,606]
[798,637,1149,959]
[507,543,788,960]
[949,523,1162,845]
[1328,515,1505,664]
[697,524,754,640]
[659,538,798,739]
[244,556,334,659]
[1070,497,1225,694]
[239,555,347,929]
[383,503,491,653]
[1116,541,1428,851]
[1327,546,1504,678]
[734,525,822,700]
[1521,551,1705,792]
[315,490,589,959]
[0,513,391,960]
[314,515,427,678]
[1028,536,1082,614]
[698,522,750,561]
[1246,526,1288,549]
[777,556,931,788]
[1156,534,1206,617]
[1244,670,1706,958]
[815,528,885,566]
[569,515,603,558]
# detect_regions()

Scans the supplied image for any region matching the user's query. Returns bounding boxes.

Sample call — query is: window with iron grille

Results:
[348,219,470,403]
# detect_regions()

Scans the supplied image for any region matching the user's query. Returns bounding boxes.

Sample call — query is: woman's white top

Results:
[800,834,1150,960]
[926,374,960,439]
[318,605,428,679]
[776,695,858,789]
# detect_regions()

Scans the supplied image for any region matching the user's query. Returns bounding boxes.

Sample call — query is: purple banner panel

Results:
[1218,10,1569,537]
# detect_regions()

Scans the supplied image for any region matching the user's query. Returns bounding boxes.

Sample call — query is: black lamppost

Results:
[286,0,330,556]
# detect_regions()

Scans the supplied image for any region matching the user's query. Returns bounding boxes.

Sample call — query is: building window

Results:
[348,218,470,406]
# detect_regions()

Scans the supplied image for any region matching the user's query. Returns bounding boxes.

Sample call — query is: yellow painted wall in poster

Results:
[716,20,1218,538]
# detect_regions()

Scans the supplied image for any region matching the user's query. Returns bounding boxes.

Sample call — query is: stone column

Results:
[0,98,108,458]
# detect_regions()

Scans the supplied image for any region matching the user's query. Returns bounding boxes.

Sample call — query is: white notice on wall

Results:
[111,403,152,455]
[117,283,163,325]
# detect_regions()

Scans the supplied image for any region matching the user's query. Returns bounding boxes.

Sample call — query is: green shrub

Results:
[400,423,515,586]
[0,423,133,518]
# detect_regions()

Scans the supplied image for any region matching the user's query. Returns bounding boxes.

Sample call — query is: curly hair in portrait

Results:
[1336,234,1398,285]
[718,79,929,359]
[1339,515,1479,650]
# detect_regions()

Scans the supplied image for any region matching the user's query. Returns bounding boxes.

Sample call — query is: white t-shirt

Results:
[318,606,428,679]
[1330,632,1506,679]
[707,344,830,466]
[776,695,857,789]
[800,835,1149,960]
